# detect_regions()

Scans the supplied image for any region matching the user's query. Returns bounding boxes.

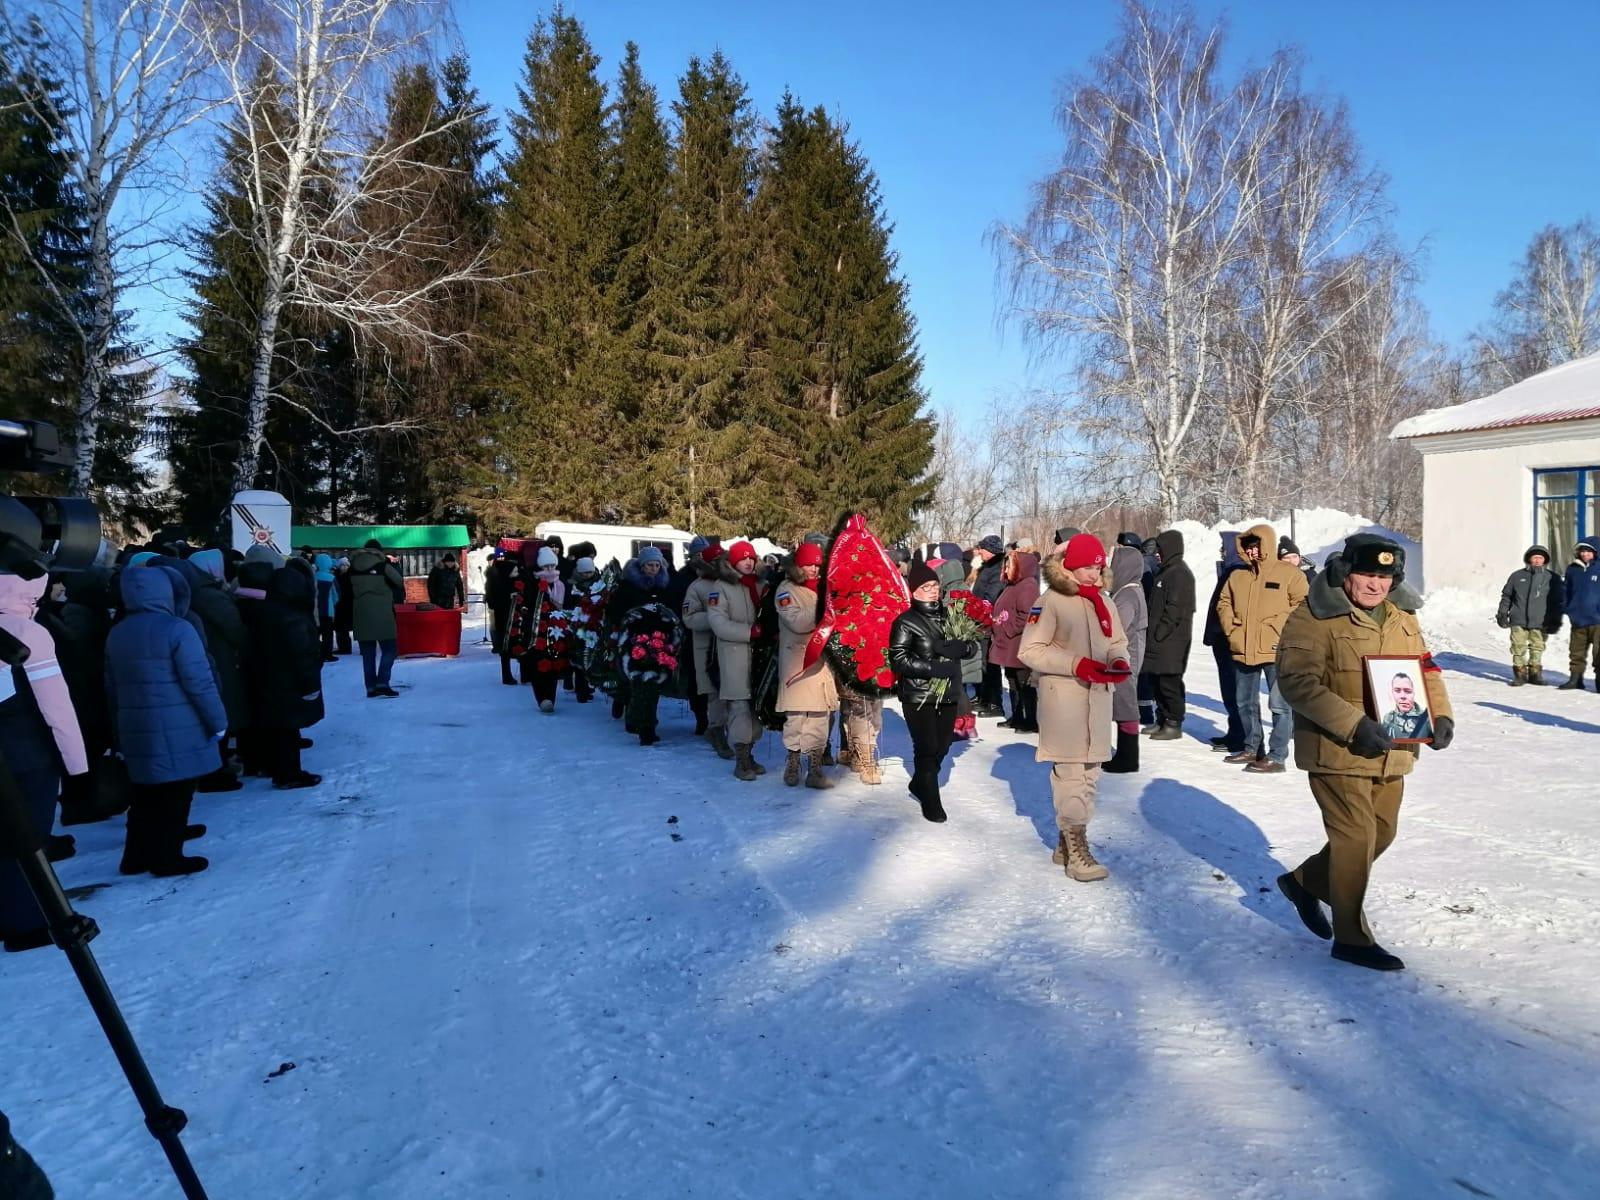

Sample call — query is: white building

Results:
[1392,353,1600,591]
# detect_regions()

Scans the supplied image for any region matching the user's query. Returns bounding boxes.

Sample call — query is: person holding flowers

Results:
[774,543,837,789]
[1020,534,1132,882]
[811,513,911,786]
[618,601,681,746]
[889,560,978,822]
[509,546,570,714]
[606,546,672,733]
[707,541,767,781]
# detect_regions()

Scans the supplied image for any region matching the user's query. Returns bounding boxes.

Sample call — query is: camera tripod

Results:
[0,630,208,1199]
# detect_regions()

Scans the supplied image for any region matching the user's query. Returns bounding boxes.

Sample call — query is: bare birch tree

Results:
[1471,218,1600,388]
[192,0,496,494]
[0,0,210,493]
[995,3,1288,522]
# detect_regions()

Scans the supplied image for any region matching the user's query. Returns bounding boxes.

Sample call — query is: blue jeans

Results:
[1234,663,1291,763]
[361,639,397,691]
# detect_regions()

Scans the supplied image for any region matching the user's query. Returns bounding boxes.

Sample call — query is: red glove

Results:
[1074,658,1126,686]
[1107,658,1132,677]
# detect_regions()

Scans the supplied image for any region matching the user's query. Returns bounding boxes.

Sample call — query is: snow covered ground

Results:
[5,623,1598,1199]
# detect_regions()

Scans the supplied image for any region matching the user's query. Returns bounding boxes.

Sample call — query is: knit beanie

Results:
[243,544,281,566]
[907,560,940,592]
[687,535,711,557]
[1060,533,1107,571]
[1278,535,1301,558]
[700,544,723,565]
[794,542,824,568]
[536,547,559,569]
[636,546,667,569]
[727,541,757,566]
[574,556,597,576]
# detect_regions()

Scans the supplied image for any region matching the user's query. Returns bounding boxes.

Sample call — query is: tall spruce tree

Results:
[753,96,933,538]
[0,19,157,531]
[649,52,768,534]
[598,41,671,522]
[480,10,612,528]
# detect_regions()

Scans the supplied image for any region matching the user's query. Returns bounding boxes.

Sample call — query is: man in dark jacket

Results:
[971,534,1006,714]
[1141,529,1197,740]
[484,549,516,661]
[1561,541,1600,689]
[249,567,324,788]
[349,540,404,698]
[1203,531,1249,753]
[426,555,465,609]
[1278,536,1317,586]
[1498,545,1564,686]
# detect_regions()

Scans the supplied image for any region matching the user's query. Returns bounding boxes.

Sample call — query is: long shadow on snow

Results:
[1476,700,1600,736]
[1130,775,1600,1198]
[990,741,1057,854]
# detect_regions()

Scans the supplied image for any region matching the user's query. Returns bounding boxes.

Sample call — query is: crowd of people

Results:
[0,536,430,955]
[485,516,1458,971]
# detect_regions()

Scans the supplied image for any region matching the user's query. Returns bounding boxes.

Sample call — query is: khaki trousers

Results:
[1509,626,1546,668]
[708,696,728,728]
[725,699,756,747]
[1050,763,1100,829]
[783,711,830,754]
[843,696,883,754]
[1293,774,1404,947]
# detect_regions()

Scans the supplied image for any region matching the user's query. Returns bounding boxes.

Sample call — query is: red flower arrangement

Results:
[803,513,910,697]
[508,581,571,673]
[945,589,995,636]
[624,629,679,684]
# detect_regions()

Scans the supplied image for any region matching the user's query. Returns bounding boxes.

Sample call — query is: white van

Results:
[534,521,696,570]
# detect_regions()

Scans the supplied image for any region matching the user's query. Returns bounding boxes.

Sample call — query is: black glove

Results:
[936,637,975,660]
[1430,715,1454,751]
[934,659,964,682]
[1496,615,1510,629]
[1349,716,1394,759]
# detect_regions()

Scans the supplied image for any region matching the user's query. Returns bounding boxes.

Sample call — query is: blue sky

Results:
[445,0,1600,422]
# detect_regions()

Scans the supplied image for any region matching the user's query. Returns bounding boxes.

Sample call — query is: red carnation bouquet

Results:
[803,513,910,697]
[918,589,995,707]
[508,579,572,674]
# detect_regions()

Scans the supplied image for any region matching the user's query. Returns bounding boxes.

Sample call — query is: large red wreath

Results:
[800,513,910,696]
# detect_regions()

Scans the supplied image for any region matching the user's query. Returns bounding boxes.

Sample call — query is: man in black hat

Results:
[1274,533,1455,972]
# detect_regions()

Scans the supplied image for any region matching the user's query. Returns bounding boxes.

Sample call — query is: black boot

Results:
[1015,686,1039,733]
[1276,872,1332,939]
[639,726,660,746]
[1331,942,1405,971]
[45,834,76,863]
[1102,729,1139,774]
[1559,671,1585,689]
[914,773,947,823]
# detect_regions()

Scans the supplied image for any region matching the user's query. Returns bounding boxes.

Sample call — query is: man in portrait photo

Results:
[1380,671,1432,741]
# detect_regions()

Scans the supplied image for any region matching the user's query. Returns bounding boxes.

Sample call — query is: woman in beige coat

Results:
[707,541,766,780]
[774,543,836,788]
[681,547,732,760]
[1020,534,1131,882]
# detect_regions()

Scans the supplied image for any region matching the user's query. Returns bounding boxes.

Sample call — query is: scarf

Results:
[736,571,763,613]
[1078,583,1114,639]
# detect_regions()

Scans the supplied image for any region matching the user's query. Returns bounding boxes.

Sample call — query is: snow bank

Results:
[1166,508,1423,587]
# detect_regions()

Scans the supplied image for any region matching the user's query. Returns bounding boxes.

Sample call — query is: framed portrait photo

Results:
[1363,655,1433,744]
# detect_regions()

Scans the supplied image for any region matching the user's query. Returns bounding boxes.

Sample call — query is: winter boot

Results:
[837,743,857,772]
[707,728,736,760]
[918,783,947,824]
[639,726,660,747]
[804,755,834,789]
[1331,941,1405,971]
[273,772,322,790]
[783,750,803,787]
[45,834,76,863]
[750,747,767,775]
[196,766,244,793]
[1560,671,1585,690]
[611,697,626,718]
[1529,666,1546,686]
[1277,872,1332,940]
[1052,833,1067,865]
[820,744,836,767]
[734,744,761,782]
[1150,722,1183,741]
[1510,666,1527,687]
[858,745,883,785]
[1102,729,1139,774]
[1017,687,1040,733]
[119,801,153,875]
[539,699,555,714]
[1062,825,1109,882]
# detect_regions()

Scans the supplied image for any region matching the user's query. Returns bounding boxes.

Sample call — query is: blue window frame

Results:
[1534,467,1600,566]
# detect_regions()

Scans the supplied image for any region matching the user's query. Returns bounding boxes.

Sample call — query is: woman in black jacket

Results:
[888,560,975,824]
[248,567,325,789]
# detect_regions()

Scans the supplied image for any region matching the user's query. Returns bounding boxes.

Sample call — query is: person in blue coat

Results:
[1561,541,1600,689]
[314,553,339,662]
[105,566,228,876]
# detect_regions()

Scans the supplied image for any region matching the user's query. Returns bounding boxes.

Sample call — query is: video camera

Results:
[0,418,103,577]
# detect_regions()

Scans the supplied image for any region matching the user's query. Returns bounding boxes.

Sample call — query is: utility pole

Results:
[688,444,696,531]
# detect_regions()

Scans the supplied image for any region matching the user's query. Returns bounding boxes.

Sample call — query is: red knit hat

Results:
[700,544,723,565]
[1061,533,1107,571]
[794,542,824,568]
[728,540,758,566]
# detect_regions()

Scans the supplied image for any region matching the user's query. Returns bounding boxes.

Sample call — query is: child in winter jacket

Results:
[1497,545,1563,686]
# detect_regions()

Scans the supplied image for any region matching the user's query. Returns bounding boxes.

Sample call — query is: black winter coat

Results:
[1498,547,1563,633]
[37,575,113,757]
[973,558,1005,607]
[1143,530,1197,676]
[247,568,325,730]
[485,559,517,615]
[888,600,969,709]
[427,563,464,608]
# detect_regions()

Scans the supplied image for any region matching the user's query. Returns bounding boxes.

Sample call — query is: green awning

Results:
[289,525,471,551]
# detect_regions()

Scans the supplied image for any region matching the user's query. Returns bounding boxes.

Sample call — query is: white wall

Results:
[1417,418,1600,591]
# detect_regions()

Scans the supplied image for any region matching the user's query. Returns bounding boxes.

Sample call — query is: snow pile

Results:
[1167,508,1423,587]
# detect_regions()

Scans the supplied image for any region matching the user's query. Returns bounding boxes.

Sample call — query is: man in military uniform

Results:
[1273,534,1455,972]
[1379,672,1432,741]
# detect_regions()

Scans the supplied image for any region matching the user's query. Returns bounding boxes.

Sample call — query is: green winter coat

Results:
[348,549,404,642]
